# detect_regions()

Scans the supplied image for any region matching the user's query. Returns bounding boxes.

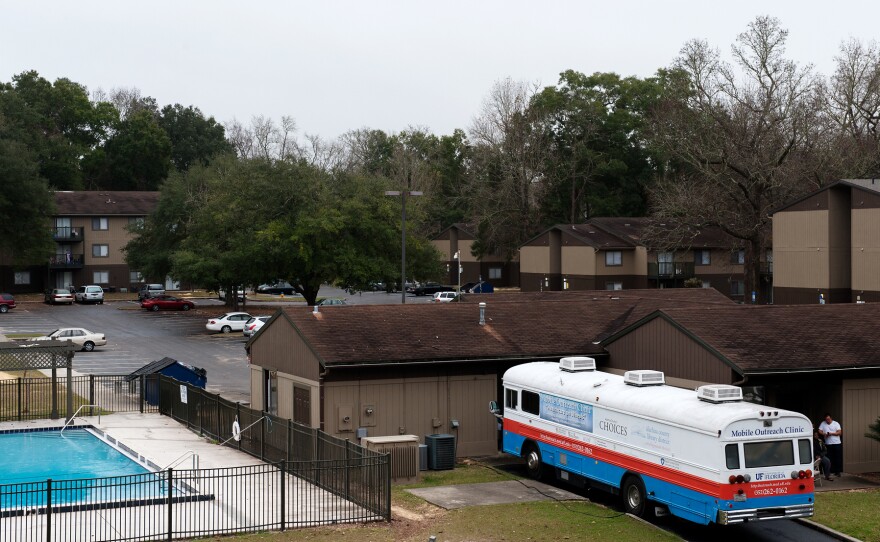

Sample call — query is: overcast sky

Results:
[3,1,879,140]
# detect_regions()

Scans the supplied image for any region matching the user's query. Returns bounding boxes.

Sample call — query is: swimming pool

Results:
[0,427,171,510]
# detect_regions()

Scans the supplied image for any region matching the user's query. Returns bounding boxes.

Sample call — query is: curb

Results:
[796,518,863,542]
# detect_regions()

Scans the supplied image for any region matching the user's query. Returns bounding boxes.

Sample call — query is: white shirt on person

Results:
[819,420,842,445]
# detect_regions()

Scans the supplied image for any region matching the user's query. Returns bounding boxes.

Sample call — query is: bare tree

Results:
[648,16,830,302]
[466,77,550,260]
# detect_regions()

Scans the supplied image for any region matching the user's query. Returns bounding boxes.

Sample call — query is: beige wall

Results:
[78,217,138,266]
[323,374,497,457]
[851,208,880,292]
[561,246,595,276]
[520,246,551,274]
[773,210,830,289]
[276,372,321,427]
[248,314,321,381]
[596,248,644,276]
[842,378,880,473]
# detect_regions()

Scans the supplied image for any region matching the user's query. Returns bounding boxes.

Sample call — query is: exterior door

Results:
[293,385,311,425]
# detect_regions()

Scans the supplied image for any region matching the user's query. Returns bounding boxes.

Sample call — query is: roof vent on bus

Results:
[559,357,596,372]
[697,384,743,403]
[623,370,665,387]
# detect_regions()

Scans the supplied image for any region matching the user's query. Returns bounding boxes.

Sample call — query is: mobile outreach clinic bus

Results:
[492,357,815,525]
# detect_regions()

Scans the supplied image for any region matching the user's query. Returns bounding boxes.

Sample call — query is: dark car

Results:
[0,293,15,313]
[137,284,165,301]
[413,282,455,296]
[256,282,295,295]
[141,295,195,311]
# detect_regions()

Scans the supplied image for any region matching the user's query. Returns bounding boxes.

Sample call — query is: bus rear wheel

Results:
[622,475,650,518]
[523,443,544,480]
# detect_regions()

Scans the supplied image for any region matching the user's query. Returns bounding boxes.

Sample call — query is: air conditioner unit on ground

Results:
[361,435,420,482]
[425,434,456,470]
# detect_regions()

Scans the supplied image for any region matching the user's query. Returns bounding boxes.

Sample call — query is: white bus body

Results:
[499,360,815,525]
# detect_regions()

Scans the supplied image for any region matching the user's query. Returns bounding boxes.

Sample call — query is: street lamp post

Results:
[385,189,423,304]
[454,250,461,293]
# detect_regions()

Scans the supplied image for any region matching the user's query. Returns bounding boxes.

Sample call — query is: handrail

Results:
[163,450,199,470]
[61,404,101,435]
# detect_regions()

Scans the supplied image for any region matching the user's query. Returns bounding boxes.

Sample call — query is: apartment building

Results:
[431,223,519,288]
[773,179,880,304]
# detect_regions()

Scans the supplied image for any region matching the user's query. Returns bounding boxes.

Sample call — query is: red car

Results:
[0,293,15,313]
[141,295,195,311]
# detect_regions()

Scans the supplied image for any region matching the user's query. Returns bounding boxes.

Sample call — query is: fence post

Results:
[46,479,52,542]
[17,377,22,421]
[261,411,266,461]
[279,461,286,532]
[216,394,221,443]
[345,439,351,500]
[287,419,292,462]
[167,468,174,541]
[139,374,145,413]
[89,375,95,416]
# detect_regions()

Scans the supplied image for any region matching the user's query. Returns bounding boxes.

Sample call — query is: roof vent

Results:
[559,357,596,372]
[697,384,743,403]
[624,370,665,387]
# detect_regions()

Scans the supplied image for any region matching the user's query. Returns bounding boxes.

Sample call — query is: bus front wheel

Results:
[523,443,544,480]
[622,475,649,518]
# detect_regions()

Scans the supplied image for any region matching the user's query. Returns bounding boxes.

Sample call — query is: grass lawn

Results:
[814,489,880,541]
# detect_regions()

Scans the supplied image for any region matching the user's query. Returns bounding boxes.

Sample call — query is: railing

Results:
[647,261,695,279]
[51,226,84,242]
[60,404,101,434]
[48,253,85,269]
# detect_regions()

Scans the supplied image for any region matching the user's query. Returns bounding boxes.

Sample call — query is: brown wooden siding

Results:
[842,378,880,473]
[604,317,735,384]
[322,373,497,457]
[249,315,321,381]
[828,188,852,289]
[852,188,880,209]
[851,208,880,293]
[783,190,829,213]
[773,209,830,290]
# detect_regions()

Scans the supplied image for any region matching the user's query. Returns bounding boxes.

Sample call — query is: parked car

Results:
[243,316,271,337]
[432,291,458,303]
[45,288,74,305]
[218,288,246,302]
[137,284,165,301]
[75,285,105,304]
[141,295,195,312]
[29,328,107,352]
[206,312,252,333]
[413,282,454,296]
[256,282,295,295]
[0,293,15,313]
[317,298,347,306]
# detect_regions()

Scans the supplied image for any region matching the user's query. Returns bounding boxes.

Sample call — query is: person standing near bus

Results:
[819,413,843,476]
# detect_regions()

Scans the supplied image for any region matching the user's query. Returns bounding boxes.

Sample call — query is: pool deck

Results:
[0,412,262,470]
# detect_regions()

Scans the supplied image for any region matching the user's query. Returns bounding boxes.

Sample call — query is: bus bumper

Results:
[717,503,813,525]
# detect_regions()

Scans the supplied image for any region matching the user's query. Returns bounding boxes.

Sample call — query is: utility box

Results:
[419,444,428,471]
[361,435,420,483]
[425,434,456,470]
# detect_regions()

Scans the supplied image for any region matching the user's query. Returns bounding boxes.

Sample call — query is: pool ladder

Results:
[60,404,101,435]
[163,450,200,471]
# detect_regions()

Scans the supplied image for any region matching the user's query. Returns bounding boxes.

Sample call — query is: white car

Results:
[432,291,458,303]
[243,316,271,337]
[75,285,105,304]
[206,312,252,334]
[30,328,107,352]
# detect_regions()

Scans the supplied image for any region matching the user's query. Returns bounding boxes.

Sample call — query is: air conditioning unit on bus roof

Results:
[697,384,743,403]
[559,357,596,372]
[624,370,665,387]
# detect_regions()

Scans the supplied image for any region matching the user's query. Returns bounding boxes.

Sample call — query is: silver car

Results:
[75,285,105,304]
[243,316,271,337]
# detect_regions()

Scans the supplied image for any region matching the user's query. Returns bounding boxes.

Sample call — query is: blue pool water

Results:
[0,428,169,509]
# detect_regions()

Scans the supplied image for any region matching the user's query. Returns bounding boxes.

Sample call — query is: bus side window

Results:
[522,390,540,415]
[725,443,740,469]
[797,439,812,465]
[505,388,518,410]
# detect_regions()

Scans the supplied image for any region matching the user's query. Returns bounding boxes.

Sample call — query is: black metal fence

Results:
[0,374,391,541]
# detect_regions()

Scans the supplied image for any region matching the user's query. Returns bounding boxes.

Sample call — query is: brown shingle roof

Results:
[643,304,880,373]
[279,289,733,367]
[54,191,160,216]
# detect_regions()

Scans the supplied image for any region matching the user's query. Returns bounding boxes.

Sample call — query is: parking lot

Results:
[0,286,436,404]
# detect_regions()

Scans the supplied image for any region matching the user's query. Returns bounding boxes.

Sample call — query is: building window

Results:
[488,267,502,280]
[92,244,109,257]
[14,271,31,285]
[92,217,109,231]
[130,271,143,282]
[731,280,745,296]
[505,388,518,410]
[694,249,711,265]
[521,390,540,415]
[93,271,109,284]
[606,281,623,291]
[605,251,622,267]
[731,250,745,264]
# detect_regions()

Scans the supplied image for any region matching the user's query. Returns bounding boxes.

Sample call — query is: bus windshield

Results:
[743,440,794,468]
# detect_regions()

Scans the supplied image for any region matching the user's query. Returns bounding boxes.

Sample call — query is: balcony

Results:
[648,261,695,279]
[760,261,773,275]
[49,253,84,269]
[52,226,84,242]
